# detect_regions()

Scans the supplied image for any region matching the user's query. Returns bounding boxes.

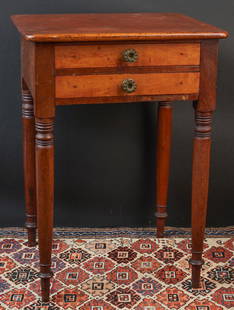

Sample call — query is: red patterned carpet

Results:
[0,227,233,309]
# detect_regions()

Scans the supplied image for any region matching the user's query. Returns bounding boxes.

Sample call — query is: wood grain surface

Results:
[56,72,200,98]
[55,43,200,69]
[55,94,199,105]
[11,13,228,42]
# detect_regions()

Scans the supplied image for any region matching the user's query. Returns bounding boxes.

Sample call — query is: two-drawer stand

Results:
[11,13,228,302]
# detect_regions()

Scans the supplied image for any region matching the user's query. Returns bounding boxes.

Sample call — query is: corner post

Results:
[190,40,219,288]
[34,43,55,302]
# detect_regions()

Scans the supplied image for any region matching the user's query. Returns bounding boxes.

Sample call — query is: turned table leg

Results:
[190,106,213,288]
[155,101,172,237]
[35,118,54,302]
[22,82,37,246]
[189,40,218,288]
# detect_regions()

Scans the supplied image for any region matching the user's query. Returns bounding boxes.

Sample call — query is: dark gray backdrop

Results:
[0,1,233,228]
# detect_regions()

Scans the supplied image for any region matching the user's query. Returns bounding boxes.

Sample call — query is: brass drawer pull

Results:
[122,48,138,62]
[121,79,137,93]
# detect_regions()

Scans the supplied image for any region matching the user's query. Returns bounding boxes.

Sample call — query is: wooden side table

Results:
[11,13,228,302]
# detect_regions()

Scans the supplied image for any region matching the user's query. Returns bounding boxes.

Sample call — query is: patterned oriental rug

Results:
[0,227,233,310]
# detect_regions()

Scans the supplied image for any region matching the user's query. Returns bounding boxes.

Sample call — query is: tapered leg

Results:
[155,101,172,237]
[190,106,213,288]
[35,118,55,302]
[22,83,37,246]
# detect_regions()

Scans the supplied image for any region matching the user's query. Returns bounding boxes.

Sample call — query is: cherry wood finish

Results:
[56,65,200,76]
[190,109,213,287]
[22,81,37,246]
[21,39,56,301]
[11,13,228,302]
[189,39,219,288]
[55,43,200,68]
[11,13,228,42]
[56,93,199,106]
[56,72,200,99]
[156,102,172,237]
[35,118,55,301]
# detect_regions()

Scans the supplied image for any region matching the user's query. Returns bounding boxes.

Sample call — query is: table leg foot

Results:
[189,258,204,288]
[25,223,37,247]
[39,270,53,302]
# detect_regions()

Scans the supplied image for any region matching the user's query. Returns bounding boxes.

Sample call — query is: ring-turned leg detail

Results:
[35,118,55,302]
[155,101,172,237]
[22,85,37,246]
[189,107,213,288]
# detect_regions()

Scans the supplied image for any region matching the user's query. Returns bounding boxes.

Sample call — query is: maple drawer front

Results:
[55,43,200,69]
[56,72,200,98]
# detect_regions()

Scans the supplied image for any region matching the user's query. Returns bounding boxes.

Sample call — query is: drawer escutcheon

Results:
[121,78,137,93]
[122,48,138,63]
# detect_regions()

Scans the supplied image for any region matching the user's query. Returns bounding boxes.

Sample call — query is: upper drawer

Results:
[55,43,200,69]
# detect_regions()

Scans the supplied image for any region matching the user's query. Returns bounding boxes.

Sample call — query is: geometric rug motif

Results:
[0,229,233,309]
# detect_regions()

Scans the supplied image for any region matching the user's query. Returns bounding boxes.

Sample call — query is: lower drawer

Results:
[55,72,200,99]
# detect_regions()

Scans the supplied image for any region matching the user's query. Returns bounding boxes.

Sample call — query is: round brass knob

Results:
[122,49,138,63]
[121,79,137,93]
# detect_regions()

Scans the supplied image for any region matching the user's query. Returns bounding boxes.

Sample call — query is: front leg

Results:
[189,39,219,288]
[190,108,213,288]
[35,118,55,302]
